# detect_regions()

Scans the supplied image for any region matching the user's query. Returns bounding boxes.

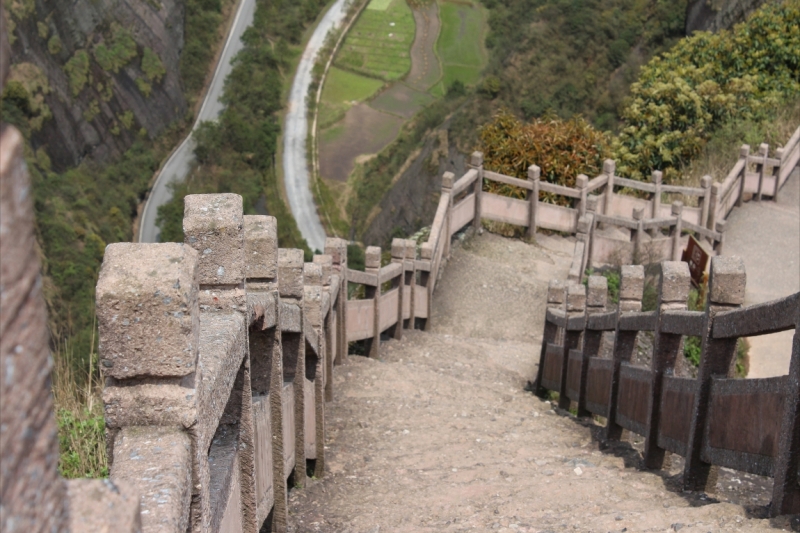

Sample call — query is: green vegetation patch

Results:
[367,0,393,10]
[141,47,166,82]
[323,66,385,104]
[335,0,414,82]
[93,24,138,74]
[64,50,90,96]
[435,0,486,91]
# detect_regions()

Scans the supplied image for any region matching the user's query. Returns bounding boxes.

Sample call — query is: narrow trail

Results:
[289,232,783,532]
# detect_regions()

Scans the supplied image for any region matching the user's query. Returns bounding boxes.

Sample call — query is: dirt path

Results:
[289,232,786,532]
[404,1,442,92]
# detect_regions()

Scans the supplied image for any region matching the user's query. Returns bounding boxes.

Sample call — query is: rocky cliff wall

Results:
[685,0,767,33]
[4,0,186,170]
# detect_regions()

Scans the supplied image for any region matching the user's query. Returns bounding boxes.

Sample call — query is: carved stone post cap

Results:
[421,242,433,260]
[278,248,304,298]
[709,255,746,305]
[183,193,244,285]
[576,174,589,189]
[391,238,406,259]
[547,279,565,305]
[632,207,645,221]
[404,239,417,260]
[96,243,199,379]
[313,255,333,285]
[365,246,381,269]
[715,220,727,233]
[652,170,663,184]
[577,215,591,234]
[620,265,645,300]
[303,263,323,286]
[603,159,616,175]
[470,151,484,167]
[671,201,684,215]
[701,175,712,188]
[324,237,348,265]
[567,282,586,312]
[587,275,608,308]
[758,143,769,156]
[527,165,541,181]
[659,261,691,303]
[442,172,455,190]
[740,144,750,158]
[244,215,278,280]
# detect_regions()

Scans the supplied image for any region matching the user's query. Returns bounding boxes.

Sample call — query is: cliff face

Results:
[4,0,186,170]
[685,0,767,33]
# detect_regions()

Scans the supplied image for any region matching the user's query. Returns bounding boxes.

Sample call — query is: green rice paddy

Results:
[434,0,487,93]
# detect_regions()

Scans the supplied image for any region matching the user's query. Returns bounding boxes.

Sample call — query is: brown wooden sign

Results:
[681,235,709,287]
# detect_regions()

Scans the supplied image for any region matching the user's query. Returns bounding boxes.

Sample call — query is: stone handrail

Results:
[532,258,800,517]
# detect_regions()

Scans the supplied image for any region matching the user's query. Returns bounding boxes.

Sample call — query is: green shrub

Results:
[64,50,90,96]
[47,35,62,55]
[141,47,166,82]
[93,26,138,73]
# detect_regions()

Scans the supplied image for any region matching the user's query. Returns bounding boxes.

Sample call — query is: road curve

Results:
[283,0,350,252]
[138,0,257,243]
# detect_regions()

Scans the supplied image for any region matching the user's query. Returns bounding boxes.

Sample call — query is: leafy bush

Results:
[614,1,800,183]
[478,110,609,202]
[64,50,90,96]
[93,25,138,73]
[141,47,166,82]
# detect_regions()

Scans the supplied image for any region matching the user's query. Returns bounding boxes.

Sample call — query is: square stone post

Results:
[534,280,566,398]
[404,239,417,330]
[714,221,727,255]
[314,254,335,402]
[559,283,586,410]
[469,151,484,231]
[773,147,784,201]
[683,256,746,492]
[735,144,750,208]
[707,182,720,236]
[390,239,406,340]
[304,263,326,479]
[325,238,348,365]
[632,207,645,265]
[643,261,691,470]
[700,176,712,233]
[420,242,434,331]
[604,265,645,442]
[278,248,307,488]
[576,174,589,219]
[651,170,663,222]
[577,275,608,416]
[527,165,541,239]
[670,201,684,262]
[756,143,769,202]
[442,172,454,259]
[585,198,598,271]
[365,246,382,358]
[603,159,616,217]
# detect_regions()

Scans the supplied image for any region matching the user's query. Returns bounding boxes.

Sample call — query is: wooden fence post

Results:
[643,261,691,469]
[470,151,484,230]
[756,143,768,202]
[577,174,589,219]
[527,165,541,239]
[365,246,381,358]
[535,280,566,397]
[578,275,608,417]
[771,301,800,516]
[604,265,644,442]
[700,176,712,236]
[736,144,750,207]
[683,256,746,492]
[559,283,586,410]
[603,159,616,217]
[670,201,684,262]
[390,238,405,340]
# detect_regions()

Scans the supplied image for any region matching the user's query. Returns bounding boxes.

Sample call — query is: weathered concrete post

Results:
[632,207,645,265]
[0,126,69,533]
[577,174,589,219]
[470,151,484,231]
[670,201,684,262]
[772,301,800,516]
[527,164,541,239]
[707,182,720,235]
[559,283,586,410]
[404,239,417,330]
[714,220,727,256]
[244,214,289,532]
[604,265,645,441]
[365,246,382,358]
[534,280,566,397]
[651,170,663,222]
[325,237,348,365]
[756,143,768,201]
[442,171,454,259]
[585,197,598,271]
[390,238,406,340]
[683,256,746,492]
[576,276,608,416]
[420,241,433,331]
[774,147,785,201]
[700,175,712,236]
[735,144,750,207]
[278,248,307,488]
[643,261,691,470]
[314,254,335,402]
[603,159,616,216]
[303,262,326,479]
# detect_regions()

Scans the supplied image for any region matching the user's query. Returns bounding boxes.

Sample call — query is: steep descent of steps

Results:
[288,232,781,532]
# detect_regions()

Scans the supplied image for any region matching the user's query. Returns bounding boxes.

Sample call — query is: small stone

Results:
[574,467,583,475]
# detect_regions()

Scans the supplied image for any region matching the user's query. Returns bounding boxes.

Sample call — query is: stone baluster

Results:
[442,172,454,259]
[773,147,784,201]
[735,144,750,208]
[576,174,589,219]
[602,159,616,217]
[670,201,684,262]
[756,142,768,201]
[324,237,348,365]
[700,176,712,234]
[469,151,484,231]
[404,239,417,330]
[365,246,382,358]
[651,170,663,223]
[304,262,325,479]
[390,238,406,340]
[313,254,335,402]
[527,164,541,239]
[632,207,645,265]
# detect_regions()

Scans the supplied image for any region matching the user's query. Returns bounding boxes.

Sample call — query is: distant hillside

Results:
[686,0,767,34]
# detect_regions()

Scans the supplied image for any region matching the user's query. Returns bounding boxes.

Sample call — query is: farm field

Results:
[319,67,385,128]
[433,0,487,95]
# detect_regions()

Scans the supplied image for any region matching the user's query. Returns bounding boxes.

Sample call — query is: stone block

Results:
[603,159,615,176]
[421,242,433,260]
[405,239,417,260]
[709,256,746,305]
[619,265,645,300]
[304,263,323,287]
[587,276,608,308]
[313,255,333,285]
[324,238,347,266]
[280,301,302,333]
[365,246,381,269]
[109,427,192,533]
[67,478,142,533]
[97,243,199,379]
[632,207,645,221]
[527,165,541,181]
[671,201,683,216]
[470,151,484,167]
[660,261,691,304]
[197,286,246,314]
[576,216,591,234]
[547,280,565,305]
[183,194,244,285]
[567,283,586,312]
[391,238,406,259]
[701,175,712,188]
[278,249,304,298]
[619,300,642,313]
[304,285,323,328]
[244,215,278,280]
[576,174,589,189]
[652,170,663,184]
[442,171,455,190]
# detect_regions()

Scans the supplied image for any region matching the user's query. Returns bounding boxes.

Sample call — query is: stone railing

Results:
[532,258,800,516]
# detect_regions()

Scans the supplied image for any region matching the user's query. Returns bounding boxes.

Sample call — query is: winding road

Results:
[282,0,350,252]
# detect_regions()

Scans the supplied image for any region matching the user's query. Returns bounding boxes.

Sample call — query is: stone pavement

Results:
[725,168,800,378]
